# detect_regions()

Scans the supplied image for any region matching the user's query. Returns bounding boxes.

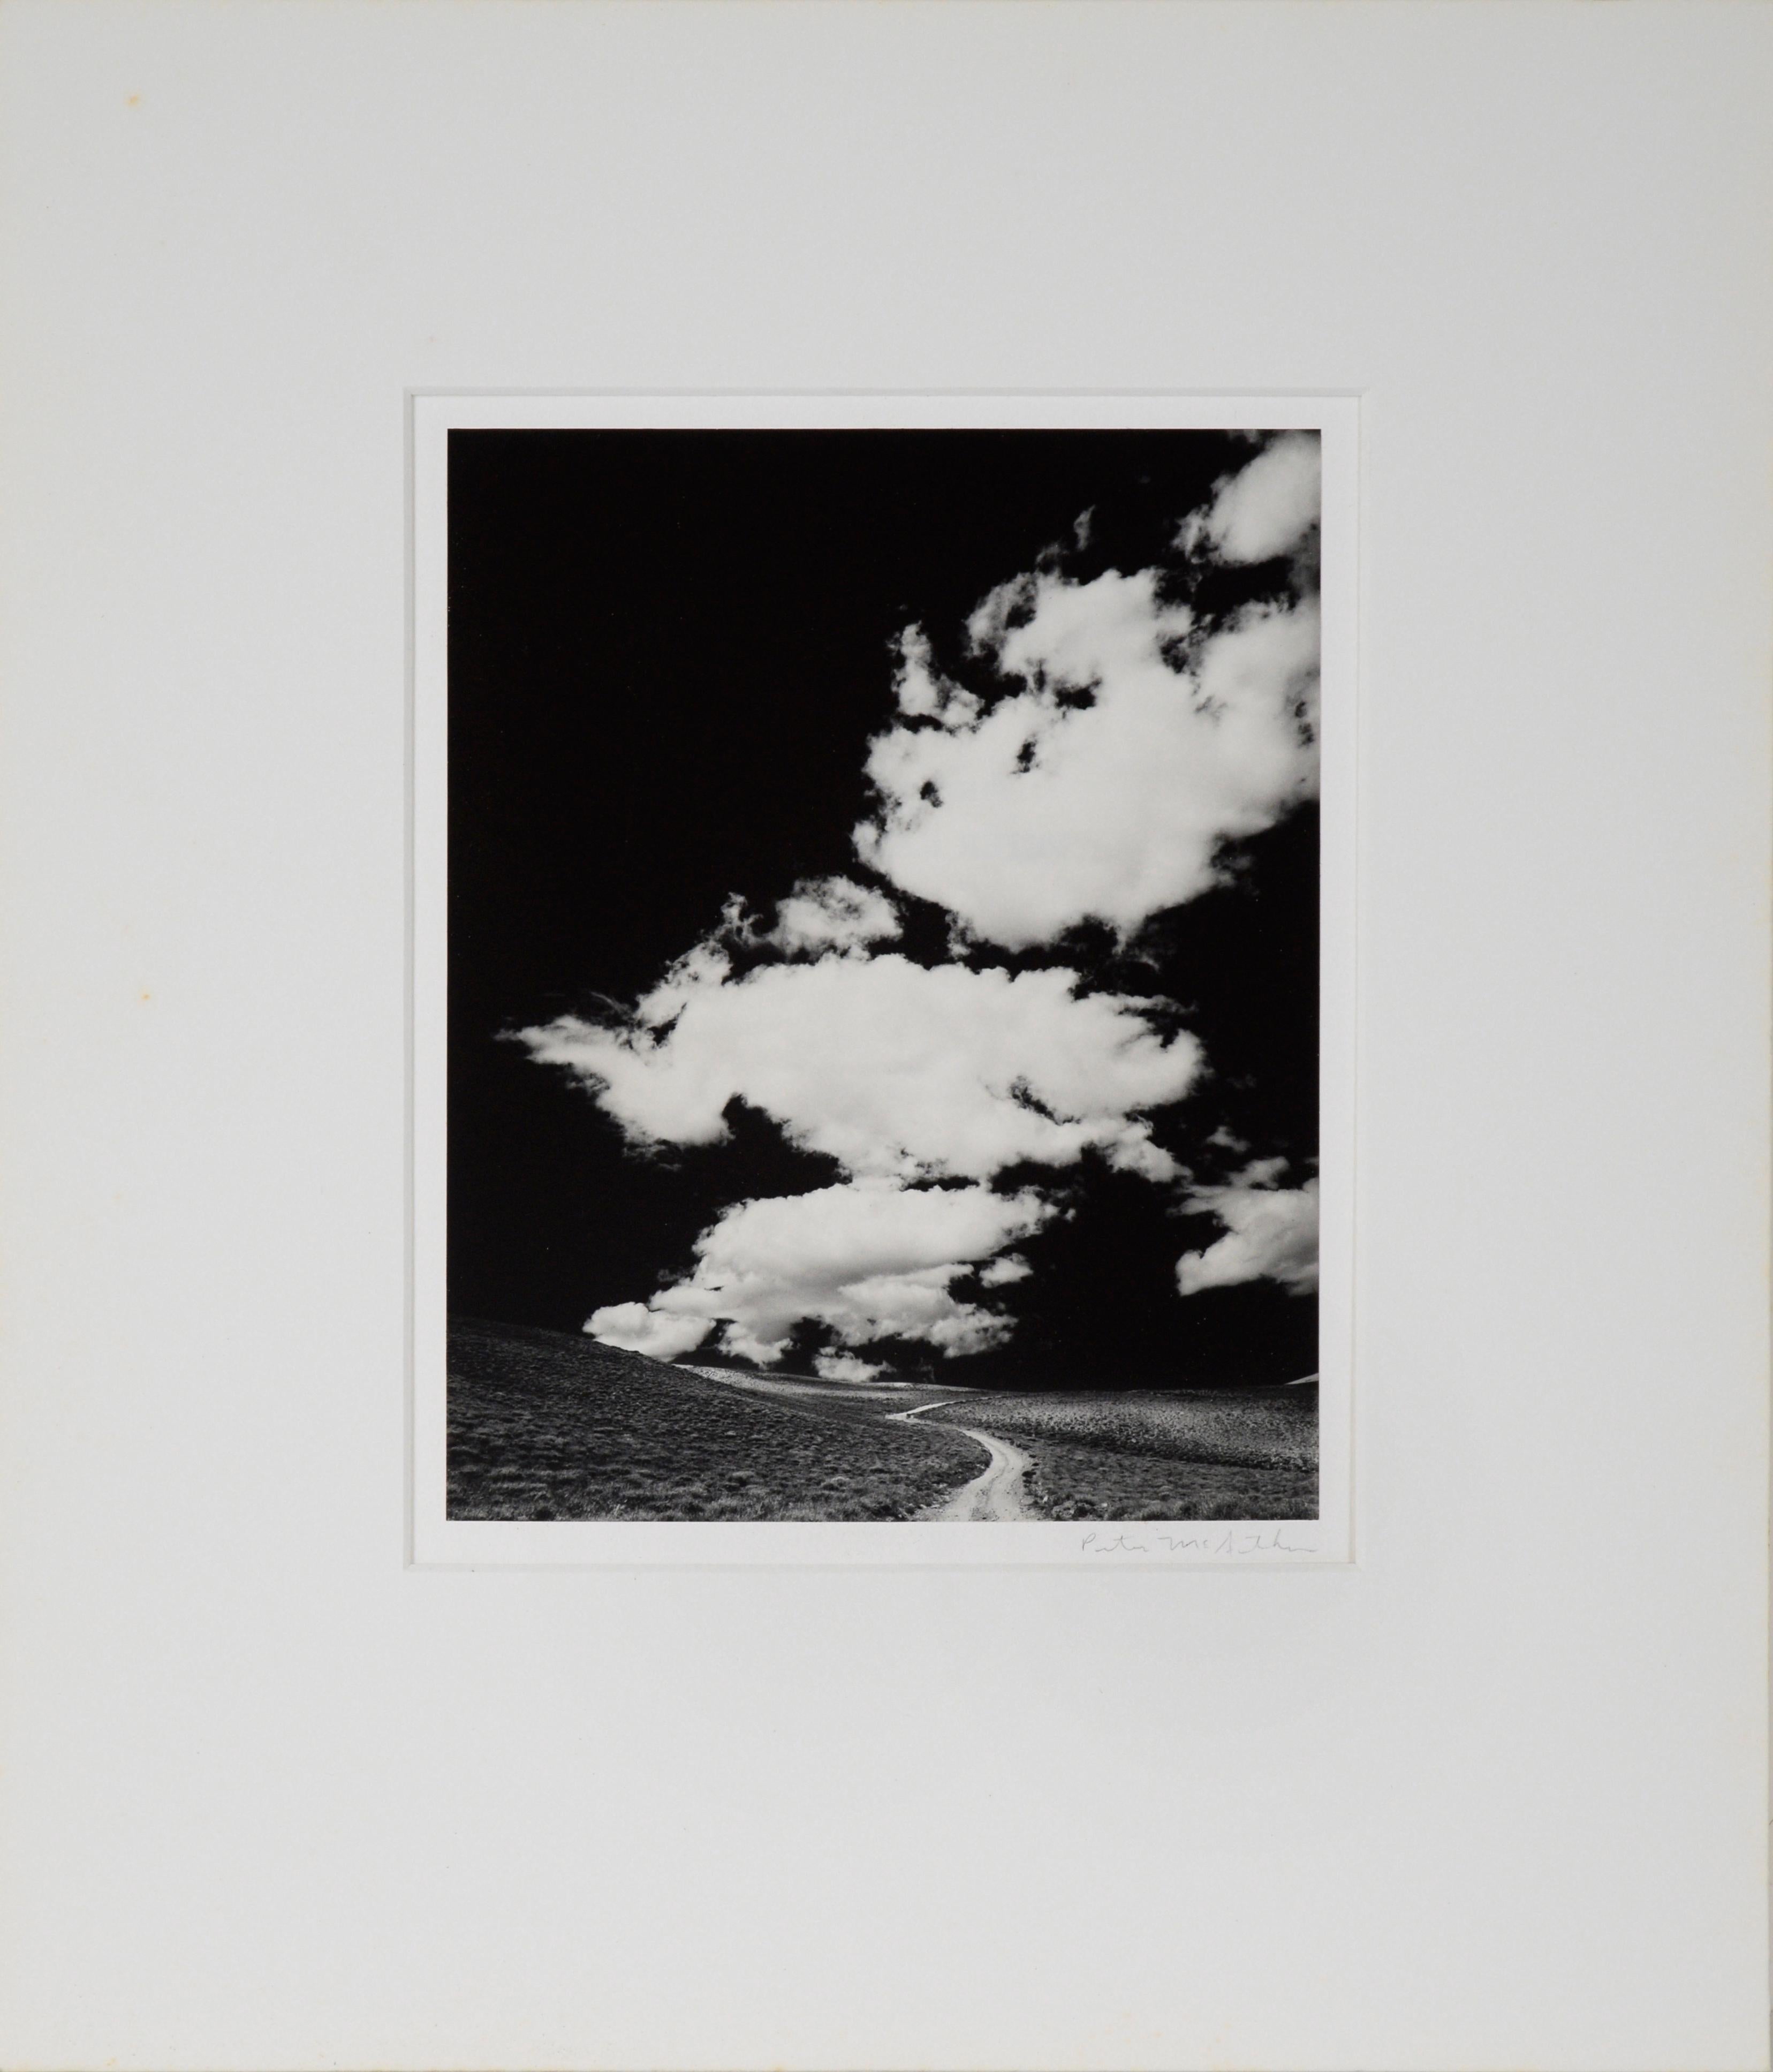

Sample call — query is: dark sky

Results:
[448,429,1317,1386]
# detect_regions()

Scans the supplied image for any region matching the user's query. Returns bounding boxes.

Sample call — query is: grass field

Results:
[1014,1435,1314,1519]
[449,1318,1319,1522]
[448,1319,980,1520]
[946,1388,1317,1520]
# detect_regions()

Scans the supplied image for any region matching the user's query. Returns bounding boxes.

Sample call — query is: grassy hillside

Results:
[449,1320,1319,1524]
[447,1319,980,1521]
[946,1388,1318,1521]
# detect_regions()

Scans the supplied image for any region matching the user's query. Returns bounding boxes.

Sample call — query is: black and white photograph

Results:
[9,9,1771,2067]
[430,410,1345,1540]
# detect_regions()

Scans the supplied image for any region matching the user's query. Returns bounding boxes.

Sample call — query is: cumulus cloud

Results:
[1175,1160,1319,1296]
[814,1350,886,1383]
[854,570,1318,948]
[764,875,900,955]
[890,626,971,722]
[1184,431,1321,565]
[519,948,1198,1184]
[586,1179,1054,1366]
[583,1300,714,1364]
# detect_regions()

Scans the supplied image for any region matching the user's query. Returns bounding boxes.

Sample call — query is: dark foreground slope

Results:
[448,1319,980,1520]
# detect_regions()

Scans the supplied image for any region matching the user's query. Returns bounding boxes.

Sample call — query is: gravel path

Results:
[890,1401,1035,1520]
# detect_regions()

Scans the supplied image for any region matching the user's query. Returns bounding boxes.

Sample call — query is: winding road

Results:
[890,1400,1035,1521]
[683,1366,1037,1521]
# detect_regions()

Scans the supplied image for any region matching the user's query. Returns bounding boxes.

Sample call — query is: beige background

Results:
[0,5,1768,2067]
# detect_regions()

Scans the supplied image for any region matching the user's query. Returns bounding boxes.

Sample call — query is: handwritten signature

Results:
[1079,1525,1317,1558]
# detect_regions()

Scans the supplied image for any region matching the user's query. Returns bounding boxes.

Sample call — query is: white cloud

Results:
[519,949,1198,1184]
[587,1179,1054,1366]
[765,874,900,955]
[583,1300,715,1363]
[815,1350,886,1383]
[1186,432,1321,565]
[1175,1163,1318,1296]
[854,570,1318,948]
[890,626,952,721]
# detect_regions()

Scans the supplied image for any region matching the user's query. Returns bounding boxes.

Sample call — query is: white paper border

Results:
[410,393,1356,1569]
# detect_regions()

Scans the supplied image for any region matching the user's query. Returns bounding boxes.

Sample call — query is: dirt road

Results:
[684,1367,1037,1520]
[891,1400,1035,1520]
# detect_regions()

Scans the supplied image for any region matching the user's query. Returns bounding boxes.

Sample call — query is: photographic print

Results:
[412,397,1353,1564]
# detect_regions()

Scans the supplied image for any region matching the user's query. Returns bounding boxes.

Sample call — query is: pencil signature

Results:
[1079,1525,1317,1558]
